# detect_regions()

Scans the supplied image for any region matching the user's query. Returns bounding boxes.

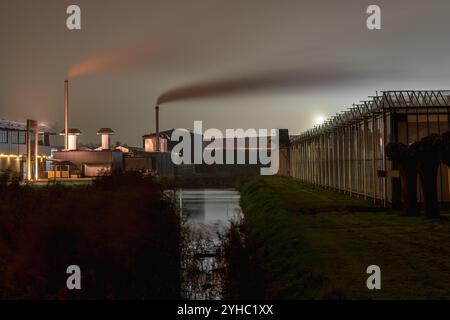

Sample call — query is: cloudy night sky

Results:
[1,0,450,146]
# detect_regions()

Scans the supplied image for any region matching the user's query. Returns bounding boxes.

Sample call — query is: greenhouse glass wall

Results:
[289,91,450,207]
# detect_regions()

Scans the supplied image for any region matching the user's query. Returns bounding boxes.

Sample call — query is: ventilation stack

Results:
[59,128,81,151]
[97,128,114,150]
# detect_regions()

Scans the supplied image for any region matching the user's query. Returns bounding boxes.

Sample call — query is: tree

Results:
[412,134,441,218]
[385,142,419,216]
[438,131,450,167]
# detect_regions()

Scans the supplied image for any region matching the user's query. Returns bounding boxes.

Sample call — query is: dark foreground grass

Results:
[0,171,180,299]
[237,176,450,299]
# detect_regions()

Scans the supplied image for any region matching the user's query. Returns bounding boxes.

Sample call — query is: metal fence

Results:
[290,91,450,206]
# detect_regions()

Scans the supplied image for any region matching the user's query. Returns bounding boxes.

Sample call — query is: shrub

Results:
[0,171,180,299]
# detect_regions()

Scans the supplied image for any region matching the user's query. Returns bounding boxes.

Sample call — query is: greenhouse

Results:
[290,90,450,207]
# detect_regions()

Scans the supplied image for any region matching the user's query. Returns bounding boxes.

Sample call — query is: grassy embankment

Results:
[235,176,450,299]
[0,171,180,299]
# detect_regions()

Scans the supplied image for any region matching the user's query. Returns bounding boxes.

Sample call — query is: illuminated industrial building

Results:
[141,128,290,176]
[289,90,450,207]
[50,128,174,178]
[0,119,54,178]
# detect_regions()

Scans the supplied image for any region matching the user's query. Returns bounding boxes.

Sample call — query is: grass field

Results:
[238,176,450,299]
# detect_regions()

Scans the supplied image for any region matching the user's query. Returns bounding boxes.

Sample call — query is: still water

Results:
[177,189,242,300]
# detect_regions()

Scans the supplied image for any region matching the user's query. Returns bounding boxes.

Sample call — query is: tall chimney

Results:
[155,105,160,152]
[64,79,69,151]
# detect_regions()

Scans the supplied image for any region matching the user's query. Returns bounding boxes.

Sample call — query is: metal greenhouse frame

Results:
[290,90,450,207]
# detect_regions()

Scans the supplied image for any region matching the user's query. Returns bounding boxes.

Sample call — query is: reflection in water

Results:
[178,189,242,300]
[180,189,241,226]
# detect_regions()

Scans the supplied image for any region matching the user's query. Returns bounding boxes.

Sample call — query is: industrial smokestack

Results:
[155,105,160,152]
[64,79,69,151]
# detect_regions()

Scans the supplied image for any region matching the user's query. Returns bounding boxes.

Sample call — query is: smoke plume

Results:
[157,67,373,105]
[67,42,158,78]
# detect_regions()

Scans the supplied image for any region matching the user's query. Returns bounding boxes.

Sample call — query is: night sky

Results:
[1,0,450,146]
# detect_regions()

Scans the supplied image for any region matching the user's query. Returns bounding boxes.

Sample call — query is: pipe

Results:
[26,120,31,180]
[64,79,69,151]
[155,105,160,152]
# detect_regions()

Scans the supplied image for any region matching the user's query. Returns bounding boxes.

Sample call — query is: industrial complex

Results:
[3,82,450,208]
[0,79,291,179]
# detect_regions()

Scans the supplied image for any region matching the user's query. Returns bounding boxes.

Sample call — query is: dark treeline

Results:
[0,171,180,299]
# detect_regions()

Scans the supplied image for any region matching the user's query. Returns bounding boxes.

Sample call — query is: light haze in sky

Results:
[1,0,450,146]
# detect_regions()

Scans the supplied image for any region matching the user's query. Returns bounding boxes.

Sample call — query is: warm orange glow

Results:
[67,42,157,78]
[0,154,22,160]
[0,154,45,160]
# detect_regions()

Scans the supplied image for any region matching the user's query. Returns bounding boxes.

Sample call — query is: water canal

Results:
[177,189,242,300]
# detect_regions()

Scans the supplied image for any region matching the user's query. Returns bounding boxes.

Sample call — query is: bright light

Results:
[314,116,326,126]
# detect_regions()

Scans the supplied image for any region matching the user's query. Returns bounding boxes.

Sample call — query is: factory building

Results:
[50,128,175,178]
[51,128,125,178]
[51,149,124,177]
[0,119,54,177]
[141,129,184,176]
[141,128,290,176]
[289,90,450,207]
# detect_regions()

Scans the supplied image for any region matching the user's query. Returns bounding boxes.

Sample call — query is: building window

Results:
[0,130,8,143]
[10,131,19,144]
[18,132,26,144]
